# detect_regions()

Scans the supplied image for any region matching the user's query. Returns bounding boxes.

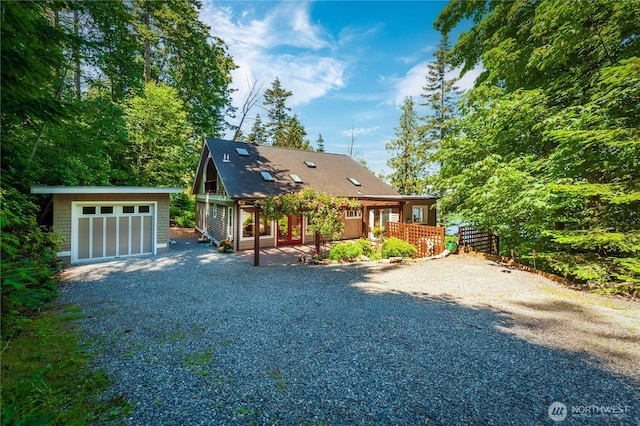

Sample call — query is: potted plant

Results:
[218,238,233,253]
[445,235,458,253]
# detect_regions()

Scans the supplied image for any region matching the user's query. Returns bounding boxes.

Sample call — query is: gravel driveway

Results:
[59,240,640,425]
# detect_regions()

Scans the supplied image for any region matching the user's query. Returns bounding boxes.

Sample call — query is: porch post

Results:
[253,203,260,266]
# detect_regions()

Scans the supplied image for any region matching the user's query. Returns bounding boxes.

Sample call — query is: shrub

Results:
[355,238,375,257]
[381,237,417,259]
[328,241,363,262]
[445,235,458,244]
[1,189,62,339]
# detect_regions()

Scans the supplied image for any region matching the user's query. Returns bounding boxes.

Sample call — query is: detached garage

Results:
[31,186,182,264]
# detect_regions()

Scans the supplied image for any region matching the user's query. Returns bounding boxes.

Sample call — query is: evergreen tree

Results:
[246,114,267,145]
[316,133,325,152]
[282,115,312,150]
[263,77,293,146]
[386,97,425,195]
[420,34,460,177]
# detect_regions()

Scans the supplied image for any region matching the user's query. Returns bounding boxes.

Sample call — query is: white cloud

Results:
[201,2,347,122]
[381,61,484,107]
[339,126,380,138]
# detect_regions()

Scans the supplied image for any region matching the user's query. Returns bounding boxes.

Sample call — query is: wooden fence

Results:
[458,226,500,255]
[387,222,445,258]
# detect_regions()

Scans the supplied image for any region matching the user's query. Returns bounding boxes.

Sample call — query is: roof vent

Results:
[260,171,275,182]
[236,147,250,156]
[304,161,316,168]
[347,177,361,186]
[290,174,303,183]
[223,153,230,162]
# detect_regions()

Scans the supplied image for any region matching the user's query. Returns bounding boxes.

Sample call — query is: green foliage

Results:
[123,82,196,187]
[386,96,426,195]
[1,189,62,339]
[262,78,312,150]
[1,308,132,424]
[328,241,363,262]
[433,0,640,291]
[261,188,360,241]
[381,237,417,259]
[355,238,375,257]
[445,235,458,245]
[171,192,196,228]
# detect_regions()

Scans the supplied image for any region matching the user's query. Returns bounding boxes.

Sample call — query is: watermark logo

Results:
[548,402,568,422]
[548,401,633,422]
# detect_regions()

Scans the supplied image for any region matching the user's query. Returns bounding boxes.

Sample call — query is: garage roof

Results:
[31,186,183,194]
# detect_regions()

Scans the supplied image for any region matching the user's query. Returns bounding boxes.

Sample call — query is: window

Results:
[290,173,303,183]
[347,177,361,186]
[123,206,135,214]
[235,147,249,156]
[205,180,217,193]
[241,209,272,238]
[411,206,428,223]
[100,206,113,214]
[82,206,96,215]
[138,206,150,213]
[304,161,316,168]
[260,171,275,181]
[346,208,362,218]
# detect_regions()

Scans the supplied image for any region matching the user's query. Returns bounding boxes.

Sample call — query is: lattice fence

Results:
[387,222,445,258]
[459,226,500,255]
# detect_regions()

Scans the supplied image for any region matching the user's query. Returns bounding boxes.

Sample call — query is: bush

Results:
[445,235,458,244]
[174,210,195,228]
[1,189,62,339]
[355,238,375,257]
[328,241,363,262]
[381,237,417,259]
[170,192,195,228]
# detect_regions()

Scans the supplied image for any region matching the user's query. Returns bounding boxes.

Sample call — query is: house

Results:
[31,186,182,264]
[192,138,437,251]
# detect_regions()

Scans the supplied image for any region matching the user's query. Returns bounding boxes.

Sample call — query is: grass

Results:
[264,368,287,391]
[1,305,132,425]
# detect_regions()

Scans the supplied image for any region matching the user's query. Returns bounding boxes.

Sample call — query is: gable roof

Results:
[193,138,400,200]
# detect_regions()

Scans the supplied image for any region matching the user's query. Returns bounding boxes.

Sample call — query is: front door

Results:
[278,215,302,245]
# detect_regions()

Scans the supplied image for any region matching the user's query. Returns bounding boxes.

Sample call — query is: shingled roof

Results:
[194,138,400,200]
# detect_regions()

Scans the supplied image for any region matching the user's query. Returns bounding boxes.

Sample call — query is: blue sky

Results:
[201,1,478,176]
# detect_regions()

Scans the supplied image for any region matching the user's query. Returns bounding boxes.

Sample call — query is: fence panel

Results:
[387,222,445,258]
[458,226,500,255]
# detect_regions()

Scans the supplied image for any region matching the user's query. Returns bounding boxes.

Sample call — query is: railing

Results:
[387,222,445,258]
[458,226,500,255]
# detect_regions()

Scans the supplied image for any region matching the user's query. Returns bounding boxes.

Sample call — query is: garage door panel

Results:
[119,216,130,256]
[78,218,90,260]
[75,203,154,262]
[131,216,141,255]
[92,217,104,258]
[143,216,153,253]
[105,217,117,257]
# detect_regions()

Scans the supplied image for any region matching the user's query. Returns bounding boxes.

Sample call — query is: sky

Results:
[200,1,479,176]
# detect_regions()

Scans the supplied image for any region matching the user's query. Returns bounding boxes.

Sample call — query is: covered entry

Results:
[31,186,182,264]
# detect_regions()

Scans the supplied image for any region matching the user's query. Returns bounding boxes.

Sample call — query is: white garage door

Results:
[74,203,154,262]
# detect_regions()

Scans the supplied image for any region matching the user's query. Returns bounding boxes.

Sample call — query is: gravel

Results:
[59,239,640,425]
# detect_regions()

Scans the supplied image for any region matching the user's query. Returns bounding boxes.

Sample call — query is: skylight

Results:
[347,177,361,186]
[260,171,274,182]
[290,174,303,183]
[236,147,249,156]
[304,161,316,168]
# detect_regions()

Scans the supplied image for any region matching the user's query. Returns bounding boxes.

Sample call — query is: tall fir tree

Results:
[283,115,312,150]
[316,133,325,152]
[420,34,460,179]
[386,97,425,195]
[246,114,267,145]
[263,77,293,146]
